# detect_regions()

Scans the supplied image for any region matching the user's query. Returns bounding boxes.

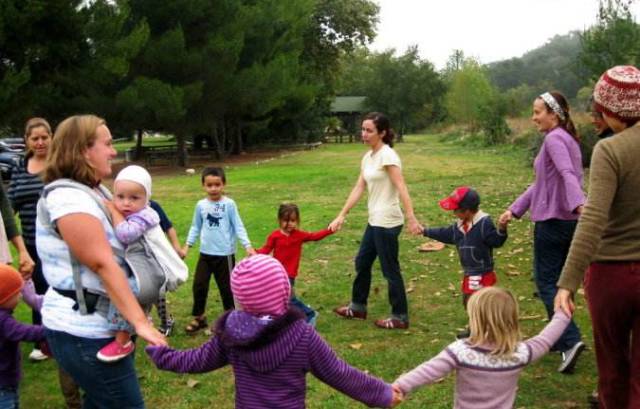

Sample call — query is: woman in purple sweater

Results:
[499,91,585,374]
[146,255,401,409]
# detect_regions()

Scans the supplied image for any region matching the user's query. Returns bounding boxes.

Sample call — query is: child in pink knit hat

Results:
[147,255,402,409]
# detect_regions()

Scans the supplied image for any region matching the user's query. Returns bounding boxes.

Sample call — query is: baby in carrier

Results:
[98,165,187,362]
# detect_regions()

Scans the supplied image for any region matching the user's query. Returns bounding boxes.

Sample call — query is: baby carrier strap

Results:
[37,179,123,315]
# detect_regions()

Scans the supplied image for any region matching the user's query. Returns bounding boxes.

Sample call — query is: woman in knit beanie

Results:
[147,255,402,409]
[556,65,640,409]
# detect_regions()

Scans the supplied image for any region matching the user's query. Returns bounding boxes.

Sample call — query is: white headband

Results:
[540,92,566,121]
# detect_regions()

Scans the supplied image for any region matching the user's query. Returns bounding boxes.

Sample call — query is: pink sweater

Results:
[395,311,570,409]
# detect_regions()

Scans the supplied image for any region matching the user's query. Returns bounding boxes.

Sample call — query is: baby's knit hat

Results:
[593,65,640,121]
[231,255,291,316]
[0,264,24,305]
[115,165,152,201]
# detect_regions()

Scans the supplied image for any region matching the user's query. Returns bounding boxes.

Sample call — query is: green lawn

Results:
[17,134,596,408]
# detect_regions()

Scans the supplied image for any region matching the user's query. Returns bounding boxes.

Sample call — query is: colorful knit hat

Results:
[231,255,291,316]
[0,264,24,305]
[593,65,640,121]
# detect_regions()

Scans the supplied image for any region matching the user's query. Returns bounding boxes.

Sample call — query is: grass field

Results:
[16,133,596,408]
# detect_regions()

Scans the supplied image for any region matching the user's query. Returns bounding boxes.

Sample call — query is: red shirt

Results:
[257,228,333,278]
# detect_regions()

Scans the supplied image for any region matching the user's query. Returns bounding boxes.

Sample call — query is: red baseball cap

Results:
[439,186,480,211]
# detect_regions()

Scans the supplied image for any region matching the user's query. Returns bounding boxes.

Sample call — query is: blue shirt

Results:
[186,196,251,256]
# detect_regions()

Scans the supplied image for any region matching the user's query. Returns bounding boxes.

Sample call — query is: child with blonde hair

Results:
[147,255,402,409]
[394,287,571,409]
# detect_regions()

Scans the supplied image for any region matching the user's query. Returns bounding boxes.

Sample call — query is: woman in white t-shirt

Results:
[329,112,422,329]
[37,115,166,408]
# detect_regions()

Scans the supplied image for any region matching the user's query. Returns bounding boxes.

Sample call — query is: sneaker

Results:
[456,328,471,339]
[28,348,48,362]
[333,305,367,320]
[588,390,599,409]
[159,316,175,337]
[558,341,585,373]
[308,311,319,327]
[374,318,409,330]
[96,340,135,363]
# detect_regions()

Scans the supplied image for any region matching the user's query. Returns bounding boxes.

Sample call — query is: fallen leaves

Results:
[187,379,200,388]
[349,343,363,350]
[418,241,446,252]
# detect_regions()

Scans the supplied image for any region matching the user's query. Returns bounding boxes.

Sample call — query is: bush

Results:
[477,95,511,146]
[577,123,600,168]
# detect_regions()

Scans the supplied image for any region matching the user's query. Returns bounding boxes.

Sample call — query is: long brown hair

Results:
[44,115,106,186]
[540,91,579,142]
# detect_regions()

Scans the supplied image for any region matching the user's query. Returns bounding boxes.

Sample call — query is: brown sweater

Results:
[558,124,640,292]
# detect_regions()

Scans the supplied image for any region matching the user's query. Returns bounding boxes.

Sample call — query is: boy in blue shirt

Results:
[183,167,256,334]
[423,187,508,338]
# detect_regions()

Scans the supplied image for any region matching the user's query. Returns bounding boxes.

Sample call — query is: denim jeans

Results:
[289,279,315,322]
[0,386,18,409]
[45,329,144,409]
[351,224,408,321]
[533,219,582,352]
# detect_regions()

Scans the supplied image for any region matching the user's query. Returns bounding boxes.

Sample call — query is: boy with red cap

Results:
[0,265,46,407]
[423,187,508,338]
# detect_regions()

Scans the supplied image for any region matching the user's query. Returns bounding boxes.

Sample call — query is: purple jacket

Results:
[510,127,584,222]
[115,206,160,245]
[146,309,392,409]
[0,281,45,388]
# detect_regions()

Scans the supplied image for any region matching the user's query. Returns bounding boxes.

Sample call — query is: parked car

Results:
[0,139,25,182]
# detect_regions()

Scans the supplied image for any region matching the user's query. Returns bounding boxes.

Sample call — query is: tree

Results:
[579,0,640,80]
[445,58,494,129]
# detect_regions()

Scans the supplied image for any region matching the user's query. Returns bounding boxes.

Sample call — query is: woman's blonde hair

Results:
[44,115,106,186]
[467,287,521,356]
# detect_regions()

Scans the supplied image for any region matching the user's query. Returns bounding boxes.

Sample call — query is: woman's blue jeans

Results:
[0,386,18,409]
[45,329,144,409]
[351,224,408,321]
[533,219,582,352]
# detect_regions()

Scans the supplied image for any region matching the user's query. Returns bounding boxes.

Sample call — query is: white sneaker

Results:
[29,348,48,361]
[558,341,585,374]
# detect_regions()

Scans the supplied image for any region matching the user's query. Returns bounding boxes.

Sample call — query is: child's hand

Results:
[390,384,404,407]
[175,246,187,259]
[498,210,513,226]
[246,246,257,256]
[181,245,190,258]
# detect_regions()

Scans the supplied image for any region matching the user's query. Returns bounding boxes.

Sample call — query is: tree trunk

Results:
[175,133,188,167]
[232,120,243,155]
[134,129,144,160]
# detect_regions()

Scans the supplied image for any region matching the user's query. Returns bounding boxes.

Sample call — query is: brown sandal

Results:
[185,317,208,334]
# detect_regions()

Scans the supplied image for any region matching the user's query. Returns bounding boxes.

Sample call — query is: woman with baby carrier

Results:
[37,115,166,408]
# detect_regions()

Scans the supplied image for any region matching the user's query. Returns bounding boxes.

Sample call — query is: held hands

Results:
[135,321,167,347]
[554,288,575,316]
[390,384,404,407]
[498,210,513,227]
[328,215,345,232]
[246,246,257,256]
[18,250,35,280]
[406,215,423,236]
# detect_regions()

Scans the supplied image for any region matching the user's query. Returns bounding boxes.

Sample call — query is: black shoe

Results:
[588,390,599,409]
[456,328,471,339]
[558,341,585,374]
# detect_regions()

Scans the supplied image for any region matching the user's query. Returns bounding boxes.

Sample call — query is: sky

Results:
[370,0,640,69]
